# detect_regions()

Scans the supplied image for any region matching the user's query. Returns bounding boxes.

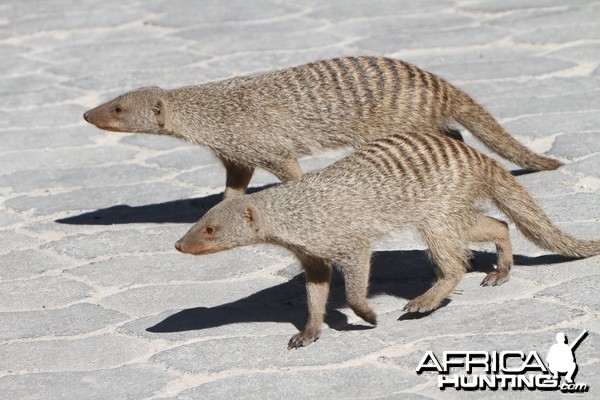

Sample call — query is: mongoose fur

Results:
[175,132,599,349]
[83,56,561,199]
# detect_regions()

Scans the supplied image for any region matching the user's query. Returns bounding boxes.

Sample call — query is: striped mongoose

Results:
[174,132,599,349]
[83,56,561,199]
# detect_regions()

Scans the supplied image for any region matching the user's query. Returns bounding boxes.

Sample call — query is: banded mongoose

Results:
[174,132,599,349]
[83,56,561,199]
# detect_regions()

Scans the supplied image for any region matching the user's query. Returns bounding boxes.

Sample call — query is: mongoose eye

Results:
[113,106,123,113]
[205,226,215,235]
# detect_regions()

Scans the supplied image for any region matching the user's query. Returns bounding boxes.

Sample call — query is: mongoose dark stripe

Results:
[373,137,417,184]
[356,151,387,175]
[401,63,417,112]
[381,57,402,108]
[330,58,361,118]
[444,136,468,165]
[322,60,348,112]
[84,56,562,199]
[369,142,400,176]
[395,135,435,180]
[439,77,450,116]
[425,72,439,122]
[350,57,376,112]
[369,57,387,102]
[415,134,445,174]
[309,62,334,114]
[411,132,442,173]
[284,70,305,104]
[417,69,430,117]
[376,140,413,181]
[362,147,396,176]
[175,132,599,349]
[401,60,416,90]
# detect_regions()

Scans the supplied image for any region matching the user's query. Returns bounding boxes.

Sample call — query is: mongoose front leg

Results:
[404,228,469,313]
[468,214,513,286]
[337,251,377,325]
[288,255,332,349]
[219,157,255,199]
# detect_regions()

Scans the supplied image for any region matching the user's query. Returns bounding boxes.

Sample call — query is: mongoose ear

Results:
[243,205,261,231]
[153,99,166,127]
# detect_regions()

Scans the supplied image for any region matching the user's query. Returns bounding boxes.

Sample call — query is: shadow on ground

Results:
[55,185,275,225]
[146,249,573,334]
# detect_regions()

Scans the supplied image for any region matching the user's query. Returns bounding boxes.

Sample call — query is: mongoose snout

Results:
[174,238,213,255]
[82,107,122,132]
[173,239,216,255]
[175,218,241,255]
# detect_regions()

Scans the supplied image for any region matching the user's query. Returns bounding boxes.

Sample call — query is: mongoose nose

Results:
[83,112,90,122]
[174,242,183,252]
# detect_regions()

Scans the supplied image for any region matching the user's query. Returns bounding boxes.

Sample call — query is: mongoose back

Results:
[84,56,561,199]
[175,132,599,349]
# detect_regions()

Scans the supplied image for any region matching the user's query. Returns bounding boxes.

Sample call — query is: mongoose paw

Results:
[403,295,441,313]
[364,313,378,326]
[354,308,377,326]
[481,271,510,287]
[287,329,319,350]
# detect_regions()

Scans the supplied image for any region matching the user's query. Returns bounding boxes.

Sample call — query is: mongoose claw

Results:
[480,271,510,287]
[403,295,439,313]
[287,330,319,350]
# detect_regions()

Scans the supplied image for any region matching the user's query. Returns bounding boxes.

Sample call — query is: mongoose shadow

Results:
[55,185,276,225]
[54,168,535,225]
[146,249,573,334]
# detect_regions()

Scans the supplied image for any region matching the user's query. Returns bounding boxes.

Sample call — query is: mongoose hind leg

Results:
[220,157,255,199]
[404,228,469,313]
[468,214,513,286]
[441,127,464,142]
[288,255,332,349]
[271,158,303,182]
[337,250,377,326]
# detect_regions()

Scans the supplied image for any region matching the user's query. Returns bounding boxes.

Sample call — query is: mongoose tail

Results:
[451,90,562,171]
[492,168,600,257]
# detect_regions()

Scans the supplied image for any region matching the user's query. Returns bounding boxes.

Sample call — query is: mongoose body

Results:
[84,56,561,198]
[175,132,599,349]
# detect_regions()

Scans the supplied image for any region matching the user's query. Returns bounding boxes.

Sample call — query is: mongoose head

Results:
[175,197,263,255]
[83,86,168,134]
